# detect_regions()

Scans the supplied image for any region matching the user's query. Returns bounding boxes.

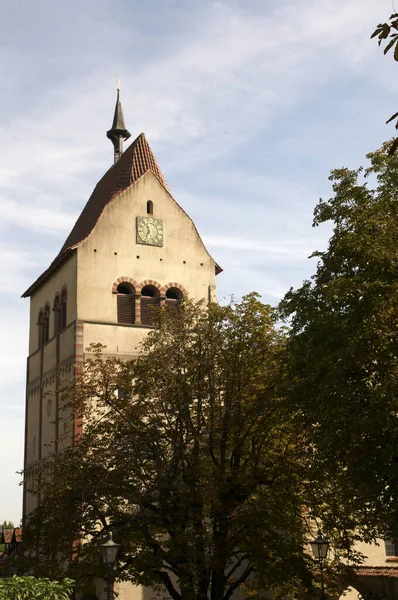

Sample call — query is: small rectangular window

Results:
[385,538,398,557]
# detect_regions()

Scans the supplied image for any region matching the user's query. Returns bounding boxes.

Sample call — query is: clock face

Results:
[136,216,164,247]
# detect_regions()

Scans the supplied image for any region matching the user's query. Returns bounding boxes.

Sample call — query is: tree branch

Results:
[224,565,253,600]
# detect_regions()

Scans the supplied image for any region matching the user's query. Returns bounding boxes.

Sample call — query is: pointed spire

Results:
[107,83,131,164]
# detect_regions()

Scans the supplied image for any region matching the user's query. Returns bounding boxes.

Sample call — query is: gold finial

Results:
[116,74,120,91]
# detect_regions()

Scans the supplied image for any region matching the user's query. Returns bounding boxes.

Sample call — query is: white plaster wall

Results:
[76,171,217,325]
[28,254,77,355]
[83,322,146,357]
[354,539,391,566]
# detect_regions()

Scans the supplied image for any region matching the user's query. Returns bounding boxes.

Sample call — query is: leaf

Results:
[383,36,398,54]
[371,26,383,39]
[371,24,387,39]
[380,23,391,39]
[388,138,398,156]
[394,40,398,61]
[386,111,398,124]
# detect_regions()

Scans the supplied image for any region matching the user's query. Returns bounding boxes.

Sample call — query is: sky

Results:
[0,0,397,524]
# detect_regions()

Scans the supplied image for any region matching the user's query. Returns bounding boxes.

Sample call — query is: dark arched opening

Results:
[141,285,160,326]
[117,282,135,324]
[53,294,61,335]
[38,310,44,348]
[147,200,153,215]
[43,304,50,344]
[165,287,183,315]
[60,288,67,330]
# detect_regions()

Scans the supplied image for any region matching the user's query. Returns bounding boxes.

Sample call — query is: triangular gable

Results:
[22,133,169,297]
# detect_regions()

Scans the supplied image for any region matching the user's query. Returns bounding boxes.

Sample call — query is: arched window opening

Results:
[165,287,183,315]
[60,288,67,330]
[38,310,44,348]
[141,285,160,326]
[141,285,158,298]
[166,288,183,301]
[53,295,61,335]
[43,305,50,344]
[147,200,153,215]
[117,282,135,324]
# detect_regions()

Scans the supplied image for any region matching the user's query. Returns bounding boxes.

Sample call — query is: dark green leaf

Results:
[386,111,398,124]
[383,36,398,54]
[388,137,398,155]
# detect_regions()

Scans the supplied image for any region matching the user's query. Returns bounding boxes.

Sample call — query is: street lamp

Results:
[310,530,329,600]
[100,532,120,600]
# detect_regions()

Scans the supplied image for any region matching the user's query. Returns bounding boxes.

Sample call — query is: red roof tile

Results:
[2,529,13,544]
[355,566,398,578]
[60,132,169,255]
[13,528,22,543]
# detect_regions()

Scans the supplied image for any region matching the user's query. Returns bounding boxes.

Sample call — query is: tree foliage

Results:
[371,14,398,153]
[280,142,398,538]
[0,576,74,600]
[23,295,333,600]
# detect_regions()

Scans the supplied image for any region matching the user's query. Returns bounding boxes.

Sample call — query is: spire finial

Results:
[116,73,120,91]
[107,83,131,164]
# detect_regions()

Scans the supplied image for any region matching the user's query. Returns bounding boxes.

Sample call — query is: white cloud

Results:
[1,196,76,234]
[205,235,316,257]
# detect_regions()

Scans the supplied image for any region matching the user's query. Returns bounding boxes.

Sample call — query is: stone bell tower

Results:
[22,89,221,520]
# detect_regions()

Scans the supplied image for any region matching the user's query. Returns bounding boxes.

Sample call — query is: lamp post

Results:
[100,532,120,600]
[310,530,329,600]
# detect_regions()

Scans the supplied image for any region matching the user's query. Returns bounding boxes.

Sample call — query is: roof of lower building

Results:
[1,529,13,544]
[12,528,22,543]
[356,566,398,578]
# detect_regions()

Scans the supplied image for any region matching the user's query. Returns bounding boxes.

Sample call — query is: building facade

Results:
[22,94,221,600]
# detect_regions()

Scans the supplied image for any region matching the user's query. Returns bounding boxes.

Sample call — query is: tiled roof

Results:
[13,528,22,543]
[2,529,13,544]
[22,133,170,298]
[60,132,169,254]
[356,566,398,578]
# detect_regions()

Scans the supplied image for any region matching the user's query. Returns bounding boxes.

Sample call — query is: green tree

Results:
[280,142,398,539]
[24,295,335,600]
[0,576,74,600]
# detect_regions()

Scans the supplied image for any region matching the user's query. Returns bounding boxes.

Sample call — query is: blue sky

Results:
[0,0,396,524]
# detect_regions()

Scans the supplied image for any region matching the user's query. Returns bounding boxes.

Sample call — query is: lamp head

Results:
[310,530,329,561]
[100,532,121,566]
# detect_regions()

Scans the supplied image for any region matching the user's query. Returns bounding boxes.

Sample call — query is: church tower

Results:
[22,91,221,519]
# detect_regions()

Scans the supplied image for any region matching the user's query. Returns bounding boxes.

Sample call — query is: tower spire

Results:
[107,80,131,164]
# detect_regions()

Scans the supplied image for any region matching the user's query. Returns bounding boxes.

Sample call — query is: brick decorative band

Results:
[112,277,140,293]
[160,282,187,296]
